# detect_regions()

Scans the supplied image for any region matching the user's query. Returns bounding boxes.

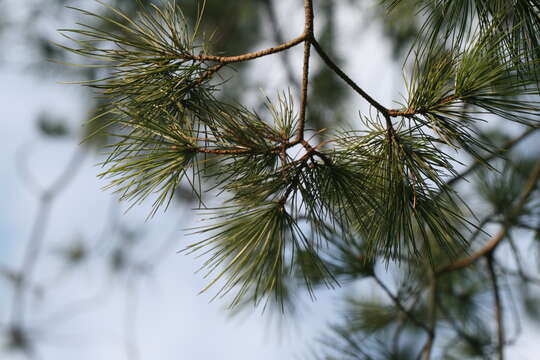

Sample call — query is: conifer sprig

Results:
[57,0,218,131]
[59,0,540,312]
[389,26,540,158]
[385,0,540,64]
[185,202,332,308]
[99,111,199,216]
[332,123,471,260]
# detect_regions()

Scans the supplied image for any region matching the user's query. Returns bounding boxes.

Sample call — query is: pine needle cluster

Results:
[58,0,540,311]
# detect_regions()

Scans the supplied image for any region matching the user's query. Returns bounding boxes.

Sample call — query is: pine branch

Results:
[58,0,540,319]
[390,27,540,157]
[334,125,471,260]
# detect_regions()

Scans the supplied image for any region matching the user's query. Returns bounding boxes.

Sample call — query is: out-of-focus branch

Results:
[261,0,300,89]
[421,272,437,360]
[437,159,540,274]
[372,274,431,333]
[446,126,539,188]
[10,147,86,325]
[437,298,483,353]
[38,281,113,325]
[498,263,540,285]
[487,255,505,360]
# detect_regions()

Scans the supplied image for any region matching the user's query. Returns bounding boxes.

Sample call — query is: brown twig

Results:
[191,34,306,64]
[278,149,319,205]
[194,147,261,155]
[193,63,225,86]
[193,137,301,156]
[296,0,314,141]
[387,95,457,118]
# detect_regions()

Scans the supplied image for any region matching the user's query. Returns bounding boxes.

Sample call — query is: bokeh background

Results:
[2,0,540,359]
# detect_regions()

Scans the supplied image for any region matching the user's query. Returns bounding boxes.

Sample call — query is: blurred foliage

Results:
[36,112,69,138]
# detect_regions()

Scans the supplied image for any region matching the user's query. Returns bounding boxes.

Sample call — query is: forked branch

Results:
[487,255,505,360]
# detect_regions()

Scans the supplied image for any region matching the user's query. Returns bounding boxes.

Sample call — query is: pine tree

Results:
[58,1,540,359]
